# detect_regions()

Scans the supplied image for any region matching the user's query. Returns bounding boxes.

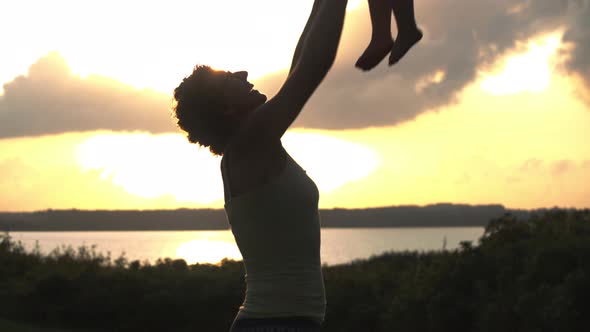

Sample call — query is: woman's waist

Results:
[244,266,324,298]
[245,267,324,287]
[241,274,326,323]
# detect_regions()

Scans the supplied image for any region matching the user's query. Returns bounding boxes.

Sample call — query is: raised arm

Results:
[289,0,323,75]
[239,0,348,145]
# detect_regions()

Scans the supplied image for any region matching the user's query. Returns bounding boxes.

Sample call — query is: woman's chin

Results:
[254,91,268,104]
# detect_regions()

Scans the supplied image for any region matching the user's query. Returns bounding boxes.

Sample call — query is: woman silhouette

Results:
[172,0,348,330]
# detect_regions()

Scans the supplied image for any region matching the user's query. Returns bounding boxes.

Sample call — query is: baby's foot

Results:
[389,27,423,66]
[355,36,395,71]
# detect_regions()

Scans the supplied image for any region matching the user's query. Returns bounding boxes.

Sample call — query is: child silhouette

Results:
[355,0,423,70]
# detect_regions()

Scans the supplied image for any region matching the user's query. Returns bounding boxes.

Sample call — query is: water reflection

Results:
[10,228,484,266]
[176,239,242,264]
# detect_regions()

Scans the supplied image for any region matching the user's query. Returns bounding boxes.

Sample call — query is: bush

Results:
[1,208,589,331]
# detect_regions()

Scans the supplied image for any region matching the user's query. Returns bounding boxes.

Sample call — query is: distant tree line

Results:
[0,208,589,331]
[0,204,522,231]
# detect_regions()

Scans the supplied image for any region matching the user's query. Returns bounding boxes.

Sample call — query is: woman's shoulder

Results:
[224,137,284,164]
[222,140,286,177]
[222,140,287,197]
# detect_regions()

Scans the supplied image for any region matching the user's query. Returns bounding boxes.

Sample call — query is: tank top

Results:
[222,151,326,323]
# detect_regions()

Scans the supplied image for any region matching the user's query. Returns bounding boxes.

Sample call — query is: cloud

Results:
[0,52,176,139]
[551,159,575,176]
[561,1,590,85]
[548,159,590,177]
[506,158,590,203]
[0,156,185,211]
[518,158,588,177]
[285,0,590,129]
[1,0,589,138]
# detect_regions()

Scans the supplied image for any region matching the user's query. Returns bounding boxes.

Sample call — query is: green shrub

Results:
[1,208,589,331]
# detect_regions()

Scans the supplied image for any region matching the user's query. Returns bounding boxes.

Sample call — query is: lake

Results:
[9,227,485,266]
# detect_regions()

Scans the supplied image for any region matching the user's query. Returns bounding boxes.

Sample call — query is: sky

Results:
[1,0,589,212]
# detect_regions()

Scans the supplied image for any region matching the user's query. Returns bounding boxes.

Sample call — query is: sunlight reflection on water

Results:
[175,238,242,264]
[10,228,484,266]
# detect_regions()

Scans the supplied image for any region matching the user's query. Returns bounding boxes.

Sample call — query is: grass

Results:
[0,318,79,332]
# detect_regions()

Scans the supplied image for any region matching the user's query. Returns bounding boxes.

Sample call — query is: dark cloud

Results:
[0,52,175,139]
[286,0,590,129]
[561,1,590,85]
[1,1,589,138]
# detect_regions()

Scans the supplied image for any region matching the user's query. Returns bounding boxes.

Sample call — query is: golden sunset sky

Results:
[1,0,589,212]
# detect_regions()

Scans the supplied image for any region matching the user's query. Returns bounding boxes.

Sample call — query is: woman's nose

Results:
[233,71,248,81]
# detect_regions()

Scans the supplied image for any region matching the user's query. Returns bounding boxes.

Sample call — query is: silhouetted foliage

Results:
[1,208,589,331]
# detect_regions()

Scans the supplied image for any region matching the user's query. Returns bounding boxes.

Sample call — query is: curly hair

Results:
[172,65,237,156]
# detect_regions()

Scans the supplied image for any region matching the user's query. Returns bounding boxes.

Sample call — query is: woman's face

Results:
[223,71,267,117]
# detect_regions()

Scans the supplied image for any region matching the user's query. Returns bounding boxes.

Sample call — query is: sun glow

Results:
[77,132,224,204]
[347,0,365,11]
[2,0,360,95]
[76,131,379,205]
[479,33,563,95]
[175,232,242,264]
[283,130,380,193]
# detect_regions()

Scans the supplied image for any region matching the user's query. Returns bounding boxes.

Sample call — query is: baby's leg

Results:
[389,0,422,65]
[355,0,394,71]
